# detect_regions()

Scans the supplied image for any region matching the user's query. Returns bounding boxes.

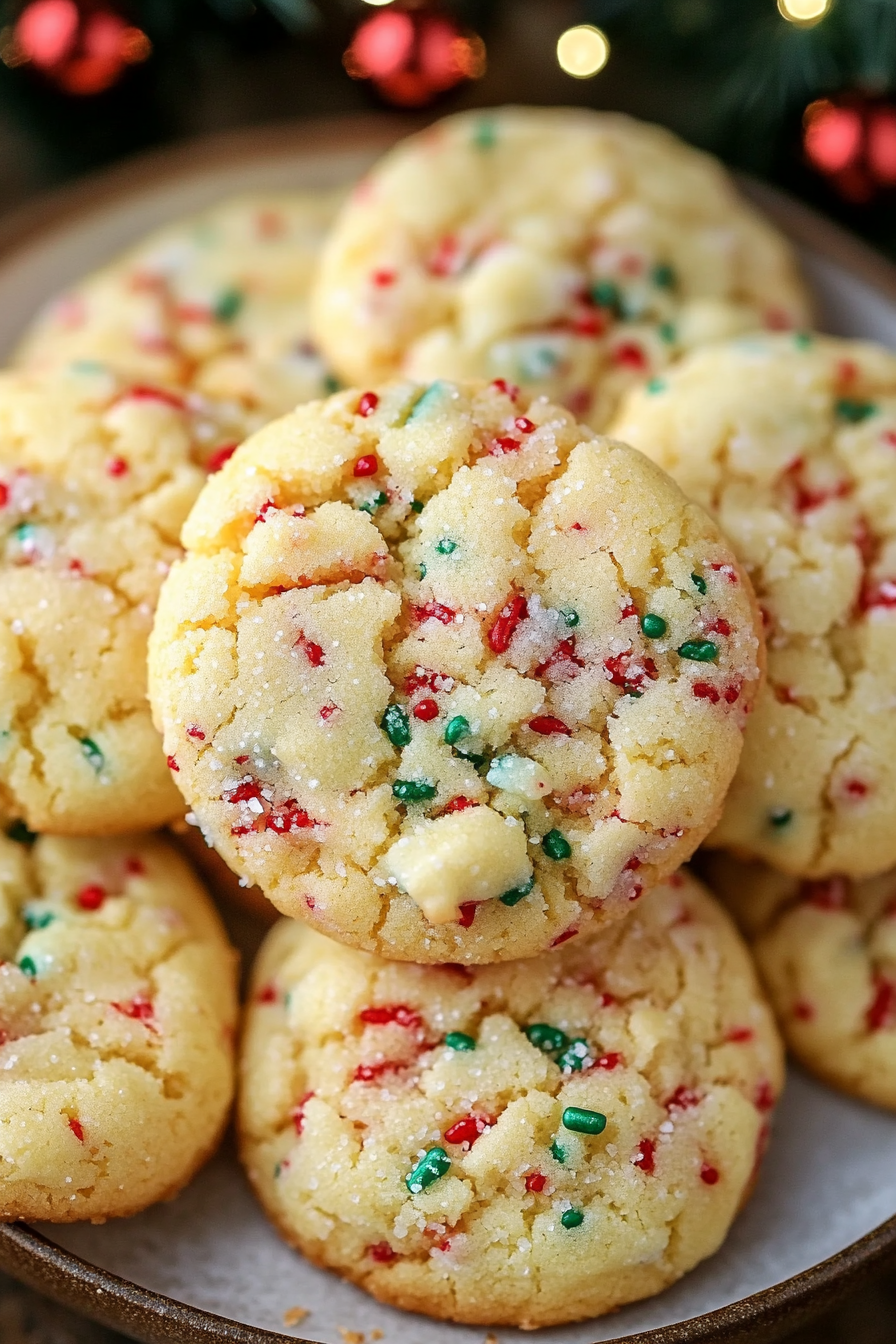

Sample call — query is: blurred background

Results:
[0,0,895,260]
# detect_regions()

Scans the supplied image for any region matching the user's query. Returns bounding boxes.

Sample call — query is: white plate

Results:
[0,117,893,1344]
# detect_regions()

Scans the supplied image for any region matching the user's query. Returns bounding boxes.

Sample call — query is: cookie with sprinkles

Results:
[15,191,342,425]
[0,829,237,1222]
[612,334,896,878]
[149,378,762,963]
[310,107,810,429]
[0,364,250,836]
[239,870,783,1328]
[704,852,896,1112]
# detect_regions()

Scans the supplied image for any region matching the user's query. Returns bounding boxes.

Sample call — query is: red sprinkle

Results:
[106,457,128,478]
[844,778,870,799]
[368,1241,398,1263]
[297,634,326,667]
[166,755,179,772]
[353,1060,403,1084]
[76,884,106,912]
[224,779,264,805]
[800,877,848,910]
[444,1114,491,1146]
[354,453,379,477]
[319,703,339,722]
[614,342,648,370]
[491,378,519,400]
[700,1163,720,1186]
[619,603,638,620]
[710,563,739,584]
[458,902,477,928]
[413,698,439,721]
[725,1026,755,1044]
[68,1117,84,1143]
[525,1172,547,1193]
[122,385,186,411]
[666,1086,701,1111]
[624,857,641,872]
[488,595,528,653]
[528,715,572,736]
[292,1091,315,1135]
[255,499,278,524]
[723,682,742,705]
[0,483,8,508]
[594,1052,623,1070]
[359,1004,422,1031]
[705,617,731,636]
[551,927,578,947]
[186,725,205,740]
[357,391,379,417]
[866,976,896,1032]
[371,268,396,287]
[441,795,479,815]
[793,999,815,1021]
[112,996,155,1027]
[860,578,896,611]
[124,857,145,876]
[415,602,457,626]
[693,682,721,704]
[599,992,617,1007]
[632,1138,656,1174]
[754,1080,776,1113]
[490,435,522,456]
[405,667,453,695]
[535,638,584,679]
[256,984,278,1004]
[514,417,535,434]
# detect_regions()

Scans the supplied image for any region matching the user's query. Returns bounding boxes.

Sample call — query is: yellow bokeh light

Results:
[361,0,394,6]
[556,24,609,79]
[777,0,831,25]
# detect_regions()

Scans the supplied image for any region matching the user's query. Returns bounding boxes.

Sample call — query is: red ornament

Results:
[804,96,896,203]
[343,6,485,109]
[11,0,151,96]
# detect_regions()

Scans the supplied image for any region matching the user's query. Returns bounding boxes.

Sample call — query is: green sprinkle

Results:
[79,737,104,773]
[408,381,448,421]
[323,373,341,394]
[557,1038,591,1072]
[410,499,424,513]
[419,564,427,579]
[542,829,571,861]
[70,358,106,374]
[274,1162,284,1179]
[646,377,667,394]
[560,608,579,628]
[561,1208,584,1229]
[652,262,677,289]
[690,572,707,595]
[358,491,388,515]
[472,119,496,150]
[525,1023,569,1053]
[392,778,437,803]
[793,331,814,349]
[436,538,458,555]
[836,397,876,424]
[770,807,793,829]
[641,613,667,639]
[13,522,34,542]
[591,279,621,313]
[520,346,559,380]
[457,748,487,771]
[500,875,535,907]
[444,715,471,746]
[214,287,244,322]
[444,1031,476,1051]
[5,820,36,846]
[381,704,411,748]
[23,907,55,931]
[406,1146,451,1193]
[18,956,37,978]
[677,639,718,663]
[626,689,643,699]
[550,1139,567,1164]
[562,1106,607,1135]
[659,321,677,344]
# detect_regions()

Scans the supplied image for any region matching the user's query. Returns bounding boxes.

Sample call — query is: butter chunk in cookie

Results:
[239,871,783,1329]
[150,379,763,963]
[0,830,237,1222]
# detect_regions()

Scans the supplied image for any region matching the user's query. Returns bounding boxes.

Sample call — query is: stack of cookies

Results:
[0,105,891,1331]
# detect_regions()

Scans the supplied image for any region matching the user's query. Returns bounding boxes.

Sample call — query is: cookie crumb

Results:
[485,1333,500,1344]
[283,1306,310,1327]
[369,1331,384,1340]
[339,1330,365,1344]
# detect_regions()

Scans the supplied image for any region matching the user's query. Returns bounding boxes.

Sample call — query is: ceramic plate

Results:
[0,115,893,1344]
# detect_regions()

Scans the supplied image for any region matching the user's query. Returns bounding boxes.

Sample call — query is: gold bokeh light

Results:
[777,0,831,26]
[556,24,609,79]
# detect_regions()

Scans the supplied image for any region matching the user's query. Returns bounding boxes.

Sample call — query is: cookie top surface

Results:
[0,829,237,1222]
[239,871,783,1329]
[310,107,810,428]
[705,853,896,1112]
[15,191,342,423]
[149,378,762,963]
[0,365,248,836]
[612,334,896,879]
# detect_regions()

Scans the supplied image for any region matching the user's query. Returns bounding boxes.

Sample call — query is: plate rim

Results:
[0,111,894,1344]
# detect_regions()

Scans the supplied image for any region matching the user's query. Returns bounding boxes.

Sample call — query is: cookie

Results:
[0,363,250,836]
[239,870,783,1329]
[149,379,763,963]
[704,853,896,1111]
[612,334,896,878]
[15,191,342,424]
[0,829,237,1222]
[310,107,810,429]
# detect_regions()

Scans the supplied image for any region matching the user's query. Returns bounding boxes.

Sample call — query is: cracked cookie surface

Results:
[0,830,237,1222]
[704,853,896,1112]
[149,379,762,963]
[15,191,342,424]
[310,107,810,429]
[0,365,251,835]
[239,871,783,1329]
[612,334,896,878]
